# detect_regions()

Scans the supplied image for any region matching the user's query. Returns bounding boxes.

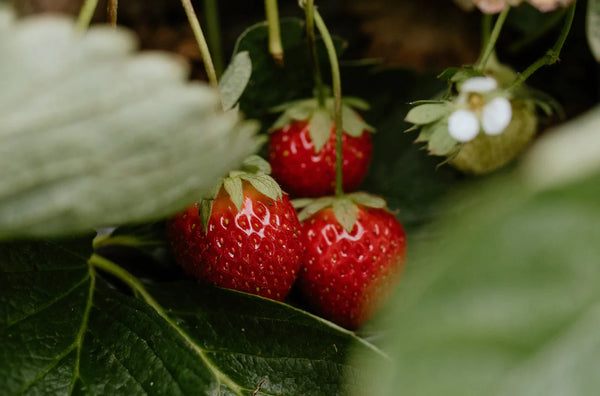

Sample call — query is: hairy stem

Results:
[475,7,510,72]
[265,0,284,65]
[180,0,218,88]
[107,0,118,27]
[305,0,326,107]
[313,9,344,197]
[509,3,575,90]
[76,0,99,30]
[203,0,224,78]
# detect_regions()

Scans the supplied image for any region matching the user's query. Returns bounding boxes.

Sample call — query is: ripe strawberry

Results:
[167,156,303,301]
[295,194,406,329]
[268,97,374,198]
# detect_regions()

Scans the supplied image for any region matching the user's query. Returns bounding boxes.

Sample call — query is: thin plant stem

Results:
[107,0,118,27]
[475,7,510,71]
[203,0,224,78]
[509,3,576,90]
[313,9,344,197]
[180,0,219,88]
[481,14,492,53]
[265,0,284,65]
[76,0,99,30]
[305,0,326,107]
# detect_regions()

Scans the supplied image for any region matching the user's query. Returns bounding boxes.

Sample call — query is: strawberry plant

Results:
[2,0,600,395]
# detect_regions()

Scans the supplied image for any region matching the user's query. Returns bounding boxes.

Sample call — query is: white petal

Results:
[448,110,480,142]
[461,76,498,93]
[482,97,512,135]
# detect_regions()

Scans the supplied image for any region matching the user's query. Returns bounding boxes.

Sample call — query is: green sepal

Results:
[346,192,387,209]
[309,108,332,153]
[268,96,376,145]
[241,154,272,174]
[427,122,459,156]
[239,173,282,201]
[200,199,214,233]
[414,123,436,143]
[333,197,359,233]
[342,105,375,137]
[294,192,389,230]
[410,100,448,106]
[405,103,451,125]
[295,197,336,222]
[223,177,244,211]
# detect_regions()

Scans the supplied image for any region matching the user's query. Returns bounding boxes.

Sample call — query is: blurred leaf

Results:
[587,0,600,62]
[234,17,346,120]
[350,108,600,395]
[0,13,262,239]
[0,240,387,395]
[219,51,252,111]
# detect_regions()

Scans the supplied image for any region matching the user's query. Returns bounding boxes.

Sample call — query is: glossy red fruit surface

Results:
[298,206,406,329]
[268,120,372,198]
[167,183,303,301]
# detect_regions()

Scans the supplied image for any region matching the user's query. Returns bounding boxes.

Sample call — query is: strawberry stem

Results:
[304,0,326,108]
[107,0,118,27]
[76,0,98,30]
[313,8,344,197]
[265,0,284,66]
[180,0,219,88]
[203,0,225,78]
[508,3,575,91]
[475,7,510,72]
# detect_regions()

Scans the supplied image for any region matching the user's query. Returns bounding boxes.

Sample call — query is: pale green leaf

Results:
[332,198,359,233]
[415,123,436,143]
[587,0,600,62]
[200,200,213,233]
[288,104,316,121]
[309,108,333,153]
[223,177,244,211]
[219,51,252,111]
[342,96,371,111]
[0,13,261,239]
[405,103,451,125]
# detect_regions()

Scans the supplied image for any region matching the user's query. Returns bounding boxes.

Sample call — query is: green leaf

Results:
[234,18,346,119]
[332,198,359,233]
[219,51,253,111]
[350,168,600,396]
[0,240,387,395]
[239,173,282,201]
[223,177,244,211]
[0,13,261,239]
[587,0,600,62]
[427,122,459,156]
[405,103,451,125]
[309,108,333,153]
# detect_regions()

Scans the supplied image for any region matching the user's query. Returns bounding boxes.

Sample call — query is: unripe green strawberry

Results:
[450,100,538,174]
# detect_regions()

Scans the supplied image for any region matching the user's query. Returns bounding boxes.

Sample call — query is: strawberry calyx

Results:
[268,96,375,154]
[293,191,387,233]
[199,155,283,232]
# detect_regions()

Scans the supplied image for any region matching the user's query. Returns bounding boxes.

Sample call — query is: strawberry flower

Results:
[453,0,575,13]
[447,76,512,142]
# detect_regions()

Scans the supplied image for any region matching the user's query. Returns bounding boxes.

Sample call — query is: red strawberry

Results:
[167,157,303,301]
[269,120,372,197]
[296,195,406,329]
[268,97,374,198]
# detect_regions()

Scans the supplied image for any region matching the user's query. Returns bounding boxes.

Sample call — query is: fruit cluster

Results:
[168,110,406,330]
